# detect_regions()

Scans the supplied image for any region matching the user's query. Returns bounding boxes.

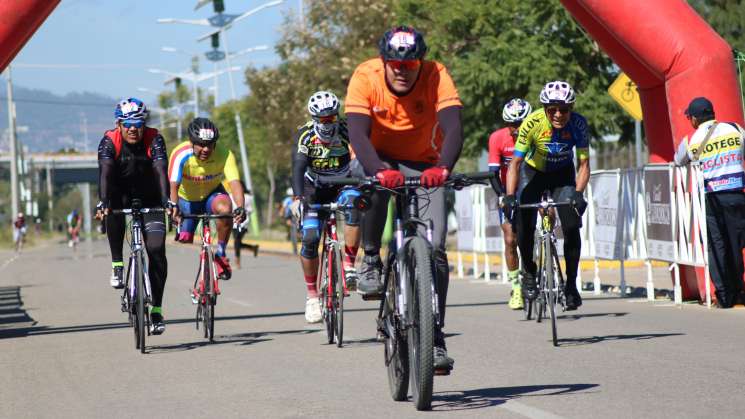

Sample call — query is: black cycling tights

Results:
[107,212,168,307]
[515,164,582,287]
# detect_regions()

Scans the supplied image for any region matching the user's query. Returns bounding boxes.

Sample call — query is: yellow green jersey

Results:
[513,109,590,172]
[168,141,240,201]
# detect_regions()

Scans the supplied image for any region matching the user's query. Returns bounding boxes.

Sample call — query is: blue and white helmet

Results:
[502,98,532,123]
[115,97,148,121]
[539,81,576,105]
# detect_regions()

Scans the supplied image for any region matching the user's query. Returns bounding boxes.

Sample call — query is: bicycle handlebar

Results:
[518,200,574,210]
[110,207,165,215]
[316,171,496,190]
[180,214,235,220]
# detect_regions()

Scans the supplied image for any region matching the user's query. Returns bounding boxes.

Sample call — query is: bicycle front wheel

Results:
[545,238,558,347]
[136,254,146,354]
[406,238,435,411]
[333,245,345,348]
[383,255,409,401]
[204,252,215,342]
[319,245,334,344]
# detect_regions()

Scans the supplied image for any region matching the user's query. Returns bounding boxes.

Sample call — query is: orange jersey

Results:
[345,58,462,163]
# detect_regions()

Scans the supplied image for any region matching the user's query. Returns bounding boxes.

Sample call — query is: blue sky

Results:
[11,0,300,102]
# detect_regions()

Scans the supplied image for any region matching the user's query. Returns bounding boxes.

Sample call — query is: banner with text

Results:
[590,170,624,260]
[643,164,676,262]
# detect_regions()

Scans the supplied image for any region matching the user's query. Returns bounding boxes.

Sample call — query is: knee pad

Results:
[343,209,360,226]
[337,188,362,226]
[300,217,320,259]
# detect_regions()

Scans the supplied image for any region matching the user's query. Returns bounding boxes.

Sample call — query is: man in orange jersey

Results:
[345,26,463,371]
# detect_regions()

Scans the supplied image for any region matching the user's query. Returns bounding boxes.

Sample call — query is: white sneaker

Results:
[110,267,124,289]
[305,298,322,323]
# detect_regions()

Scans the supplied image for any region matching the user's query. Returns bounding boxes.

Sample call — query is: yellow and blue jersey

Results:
[513,109,590,172]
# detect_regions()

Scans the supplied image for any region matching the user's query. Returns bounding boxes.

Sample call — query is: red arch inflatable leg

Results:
[560,0,744,162]
[0,0,60,71]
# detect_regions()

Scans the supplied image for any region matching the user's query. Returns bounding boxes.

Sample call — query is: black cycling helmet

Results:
[378,26,427,61]
[187,117,219,143]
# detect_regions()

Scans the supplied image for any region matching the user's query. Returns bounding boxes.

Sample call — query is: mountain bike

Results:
[301,188,361,348]
[325,171,497,410]
[519,192,572,347]
[182,213,235,343]
[105,199,165,354]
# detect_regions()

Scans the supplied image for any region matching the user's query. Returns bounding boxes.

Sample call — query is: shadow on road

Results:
[0,286,37,329]
[432,383,599,411]
[557,312,629,321]
[557,332,684,346]
[147,329,319,354]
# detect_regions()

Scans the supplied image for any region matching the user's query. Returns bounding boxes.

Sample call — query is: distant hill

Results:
[0,85,118,153]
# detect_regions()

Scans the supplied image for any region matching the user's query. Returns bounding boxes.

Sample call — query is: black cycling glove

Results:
[502,194,518,222]
[571,191,588,216]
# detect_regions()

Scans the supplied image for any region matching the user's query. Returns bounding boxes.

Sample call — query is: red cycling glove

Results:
[376,169,405,189]
[420,166,449,188]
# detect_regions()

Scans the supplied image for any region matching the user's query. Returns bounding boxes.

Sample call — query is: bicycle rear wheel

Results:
[333,245,345,347]
[383,255,409,401]
[407,238,435,411]
[545,238,558,347]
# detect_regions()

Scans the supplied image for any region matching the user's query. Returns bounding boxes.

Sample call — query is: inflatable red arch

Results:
[0,0,743,156]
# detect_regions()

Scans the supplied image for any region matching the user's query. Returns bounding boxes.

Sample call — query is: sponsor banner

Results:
[484,187,503,252]
[590,171,624,260]
[455,188,474,251]
[643,165,675,262]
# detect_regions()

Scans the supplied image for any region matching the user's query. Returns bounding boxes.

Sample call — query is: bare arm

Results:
[575,158,590,192]
[228,180,245,208]
[169,182,179,204]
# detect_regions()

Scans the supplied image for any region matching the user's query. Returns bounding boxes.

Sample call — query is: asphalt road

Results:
[2,240,744,418]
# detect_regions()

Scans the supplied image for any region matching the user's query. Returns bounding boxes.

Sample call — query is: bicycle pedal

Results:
[434,366,452,376]
[361,292,383,301]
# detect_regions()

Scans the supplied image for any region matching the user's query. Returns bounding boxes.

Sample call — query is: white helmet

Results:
[307,91,340,141]
[307,91,340,118]
[502,98,532,123]
[539,81,576,105]
[285,187,293,196]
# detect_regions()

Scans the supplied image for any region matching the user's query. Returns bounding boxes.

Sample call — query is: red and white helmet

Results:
[539,81,576,105]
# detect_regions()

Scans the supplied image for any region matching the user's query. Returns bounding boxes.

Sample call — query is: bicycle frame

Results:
[121,210,154,315]
[194,219,220,299]
[387,186,437,328]
[307,202,348,305]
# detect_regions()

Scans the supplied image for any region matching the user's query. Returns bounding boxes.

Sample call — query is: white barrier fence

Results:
[454,163,709,306]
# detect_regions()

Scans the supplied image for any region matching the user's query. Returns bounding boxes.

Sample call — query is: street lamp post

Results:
[157,0,282,235]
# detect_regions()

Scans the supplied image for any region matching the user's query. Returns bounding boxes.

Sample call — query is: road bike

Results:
[300,188,361,348]
[326,171,497,410]
[519,192,572,347]
[105,199,165,354]
[182,213,234,343]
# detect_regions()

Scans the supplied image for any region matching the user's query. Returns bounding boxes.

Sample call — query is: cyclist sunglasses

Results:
[121,119,145,129]
[314,114,338,124]
[386,59,421,71]
[545,105,572,115]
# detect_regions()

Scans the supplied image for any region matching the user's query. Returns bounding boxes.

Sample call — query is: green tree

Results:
[690,0,745,50]
[233,0,396,226]
[396,0,631,158]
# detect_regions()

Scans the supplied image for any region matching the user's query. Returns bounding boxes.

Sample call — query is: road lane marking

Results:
[500,399,567,419]
[224,297,253,307]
